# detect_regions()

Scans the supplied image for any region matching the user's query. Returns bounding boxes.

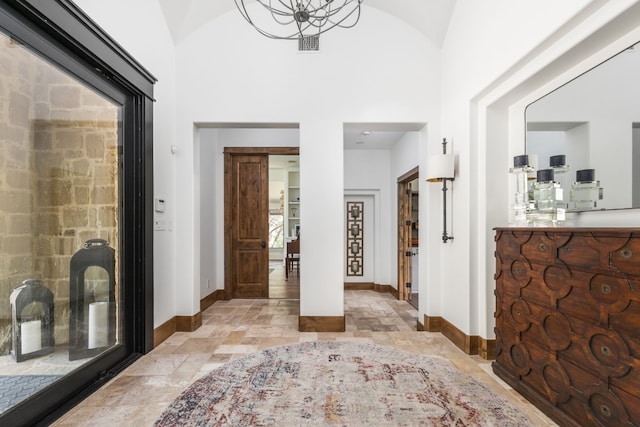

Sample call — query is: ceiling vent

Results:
[298,35,320,52]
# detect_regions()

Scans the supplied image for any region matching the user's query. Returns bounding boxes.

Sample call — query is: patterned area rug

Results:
[154,341,532,426]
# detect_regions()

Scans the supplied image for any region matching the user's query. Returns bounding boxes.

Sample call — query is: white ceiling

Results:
[343,123,425,150]
[161,1,453,150]
[158,0,457,47]
[269,154,299,170]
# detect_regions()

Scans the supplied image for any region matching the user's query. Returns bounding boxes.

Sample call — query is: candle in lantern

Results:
[21,320,42,354]
[88,301,109,349]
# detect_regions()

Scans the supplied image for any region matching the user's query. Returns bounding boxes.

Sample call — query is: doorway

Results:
[268,155,300,299]
[397,167,419,308]
[223,147,299,300]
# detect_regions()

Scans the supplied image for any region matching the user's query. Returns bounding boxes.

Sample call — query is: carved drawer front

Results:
[520,233,557,265]
[559,361,637,427]
[557,234,612,272]
[495,230,532,262]
[493,228,640,427]
[610,238,640,278]
[500,257,533,293]
[520,266,573,307]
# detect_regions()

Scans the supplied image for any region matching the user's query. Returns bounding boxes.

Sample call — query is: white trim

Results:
[472,0,640,339]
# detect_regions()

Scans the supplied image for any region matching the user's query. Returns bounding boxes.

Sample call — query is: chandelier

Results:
[234,0,363,40]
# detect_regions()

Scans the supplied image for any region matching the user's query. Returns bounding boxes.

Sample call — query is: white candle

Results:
[21,320,42,354]
[88,302,109,349]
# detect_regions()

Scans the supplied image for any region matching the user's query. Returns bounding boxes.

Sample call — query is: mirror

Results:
[526,41,640,211]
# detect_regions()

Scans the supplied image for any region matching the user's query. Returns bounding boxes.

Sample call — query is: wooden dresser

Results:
[493,228,640,427]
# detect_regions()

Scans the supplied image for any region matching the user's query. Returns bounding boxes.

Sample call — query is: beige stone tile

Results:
[121,354,188,376]
[172,337,225,354]
[269,314,298,326]
[213,344,259,354]
[49,288,558,427]
[221,330,247,344]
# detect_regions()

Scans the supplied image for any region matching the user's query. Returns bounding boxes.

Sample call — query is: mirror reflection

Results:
[526,41,640,211]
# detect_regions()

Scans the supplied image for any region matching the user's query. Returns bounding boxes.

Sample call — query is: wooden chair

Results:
[285,237,300,279]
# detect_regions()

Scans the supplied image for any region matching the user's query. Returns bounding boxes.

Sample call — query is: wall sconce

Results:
[426,138,455,243]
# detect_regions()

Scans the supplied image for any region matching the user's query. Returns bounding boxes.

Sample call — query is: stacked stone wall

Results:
[0,35,119,354]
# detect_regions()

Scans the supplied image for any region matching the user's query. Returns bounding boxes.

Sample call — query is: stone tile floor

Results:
[52,290,557,426]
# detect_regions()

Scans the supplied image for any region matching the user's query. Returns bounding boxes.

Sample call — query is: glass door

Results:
[0,1,153,423]
[0,27,124,415]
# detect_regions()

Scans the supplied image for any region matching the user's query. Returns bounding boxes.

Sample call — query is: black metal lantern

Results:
[69,239,116,361]
[10,279,55,362]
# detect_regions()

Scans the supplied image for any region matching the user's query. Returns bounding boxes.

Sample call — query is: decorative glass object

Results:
[509,155,534,224]
[570,169,603,210]
[530,169,565,226]
[549,154,569,210]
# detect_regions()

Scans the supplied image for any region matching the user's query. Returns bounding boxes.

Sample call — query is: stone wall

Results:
[0,34,119,354]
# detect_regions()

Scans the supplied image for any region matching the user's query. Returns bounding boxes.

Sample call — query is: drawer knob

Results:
[621,248,632,259]
[539,243,547,251]
[564,246,572,253]
[600,404,611,418]
[600,284,612,295]
[601,346,611,356]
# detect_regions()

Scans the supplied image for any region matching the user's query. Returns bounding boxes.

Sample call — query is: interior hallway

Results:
[52,264,556,426]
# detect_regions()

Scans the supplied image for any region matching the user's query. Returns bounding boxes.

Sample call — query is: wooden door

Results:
[397,167,419,301]
[226,153,269,298]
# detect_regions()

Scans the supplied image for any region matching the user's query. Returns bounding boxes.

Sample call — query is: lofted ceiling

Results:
[158,0,457,48]
[161,1,456,150]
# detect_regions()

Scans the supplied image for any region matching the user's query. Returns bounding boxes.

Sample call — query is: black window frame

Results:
[0,1,154,425]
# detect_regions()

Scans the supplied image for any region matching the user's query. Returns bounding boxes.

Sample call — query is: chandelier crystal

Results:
[234,0,363,40]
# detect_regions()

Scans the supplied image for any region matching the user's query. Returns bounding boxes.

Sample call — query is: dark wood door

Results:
[397,168,418,302]
[227,154,269,298]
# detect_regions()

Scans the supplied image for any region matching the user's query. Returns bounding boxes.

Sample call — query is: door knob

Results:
[261,241,267,248]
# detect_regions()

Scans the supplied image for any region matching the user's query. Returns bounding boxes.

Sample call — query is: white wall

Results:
[199,128,299,299]
[635,128,640,206]
[390,131,423,295]
[73,0,178,328]
[440,0,616,339]
[199,134,218,298]
[344,149,393,286]
[175,6,441,319]
[444,0,640,342]
[73,0,640,344]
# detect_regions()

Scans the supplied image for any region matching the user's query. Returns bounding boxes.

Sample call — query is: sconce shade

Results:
[426,154,455,182]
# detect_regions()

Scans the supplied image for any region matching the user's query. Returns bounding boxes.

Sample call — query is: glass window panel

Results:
[0,29,122,413]
[269,213,284,249]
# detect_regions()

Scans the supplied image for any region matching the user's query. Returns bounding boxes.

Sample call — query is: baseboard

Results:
[422,314,495,360]
[153,318,176,348]
[344,282,374,291]
[154,290,228,348]
[441,318,479,355]
[200,289,226,312]
[153,311,202,348]
[479,337,497,360]
[424,315,443,332]
[299,316,345,332]
[344,282,397,297]
[176,312,202,332]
